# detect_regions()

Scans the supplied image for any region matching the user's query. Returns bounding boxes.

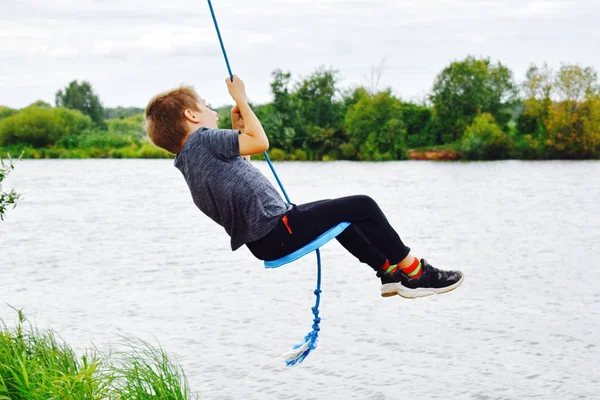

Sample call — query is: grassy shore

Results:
[0,143,173,160]
[0,309,198,399]
[0,143,465,161]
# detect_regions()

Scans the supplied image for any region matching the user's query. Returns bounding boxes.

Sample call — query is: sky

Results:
[1,0,599,109]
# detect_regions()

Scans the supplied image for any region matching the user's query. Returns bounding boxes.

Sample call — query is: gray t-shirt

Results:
[174,127,291,251]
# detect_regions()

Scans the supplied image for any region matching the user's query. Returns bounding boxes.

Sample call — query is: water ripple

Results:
[1,159,599,399]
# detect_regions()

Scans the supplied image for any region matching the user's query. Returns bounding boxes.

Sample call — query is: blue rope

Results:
[206,0,321,365]
[206,0,233,81]
[263,155,291,203]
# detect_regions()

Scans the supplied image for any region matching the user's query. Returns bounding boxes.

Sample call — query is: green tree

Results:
[263,67,346,159]
[401,102,433,147]
[516,64,554,157]
[270,70,296,123]
[255,103,297,153]
[293,67,345,159]
[294,67,342,131]
[55,80,106,128]
[519,64,600,158]
[267,70,298,151]
[345,89,407,160]
[460,113,513,160]
[430,56,518,143]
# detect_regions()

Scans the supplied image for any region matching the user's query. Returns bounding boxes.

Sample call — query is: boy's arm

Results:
[227,76,269,156]
[236,100,268,156]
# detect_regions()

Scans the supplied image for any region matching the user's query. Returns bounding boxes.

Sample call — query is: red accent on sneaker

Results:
[401,257,422,278]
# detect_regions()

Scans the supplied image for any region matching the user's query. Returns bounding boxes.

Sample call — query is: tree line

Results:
[1,56,599,160]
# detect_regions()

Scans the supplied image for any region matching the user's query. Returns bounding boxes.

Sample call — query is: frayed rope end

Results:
[282,329,319,366]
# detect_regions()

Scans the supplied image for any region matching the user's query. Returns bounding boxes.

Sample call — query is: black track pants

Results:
[246,195,411,271]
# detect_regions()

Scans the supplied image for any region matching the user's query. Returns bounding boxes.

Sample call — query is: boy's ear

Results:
[184,108,199,122]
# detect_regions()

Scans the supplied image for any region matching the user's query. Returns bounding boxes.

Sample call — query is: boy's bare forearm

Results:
[237,100,268,146]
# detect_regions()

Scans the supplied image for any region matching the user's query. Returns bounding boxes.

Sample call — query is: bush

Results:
[322,149,340,161]
[0,106,17,120]
[266,148,287,161]
[42,147,68,158]
[107,115,145,138]
[0,143,38,159]
[512,134,540,160]
[293,148,308,161]
[26,100,52,109]
[137,142,173,158]
[109,148,126,158]
[339,143,357,159]
[0,106,93,147]
[77,129,134,150]
[460,113,513,160]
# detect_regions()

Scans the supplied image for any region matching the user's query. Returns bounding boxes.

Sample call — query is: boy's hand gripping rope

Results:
[207,0,322,365]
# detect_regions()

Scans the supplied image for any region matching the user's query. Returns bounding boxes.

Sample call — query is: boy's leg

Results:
[289,195,409,265]
[289,197,408,269]
[285,195,463,298]
[335,223,388,271]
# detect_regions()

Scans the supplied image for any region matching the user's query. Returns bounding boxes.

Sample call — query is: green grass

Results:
[0,143,173,160]
[108,339,194,400]
[0,308,198,399]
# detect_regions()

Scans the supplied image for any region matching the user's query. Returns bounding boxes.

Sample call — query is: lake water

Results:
[1,159,599,399]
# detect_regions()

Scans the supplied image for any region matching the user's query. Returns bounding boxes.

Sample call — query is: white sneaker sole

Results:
[381,272,465,299]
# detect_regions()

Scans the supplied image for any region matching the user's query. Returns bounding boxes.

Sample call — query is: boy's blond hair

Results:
[145,86,200,154]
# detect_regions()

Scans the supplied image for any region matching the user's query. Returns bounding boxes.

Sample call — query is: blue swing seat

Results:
[264,222,351,268]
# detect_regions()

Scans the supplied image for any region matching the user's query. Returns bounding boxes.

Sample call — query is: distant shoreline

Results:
[1,146,465,161]
[4,148,600,161]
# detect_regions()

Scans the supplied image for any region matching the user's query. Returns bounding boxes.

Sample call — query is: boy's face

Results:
[195,97,219,129]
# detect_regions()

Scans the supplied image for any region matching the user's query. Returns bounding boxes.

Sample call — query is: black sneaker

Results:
[378,258,464,299]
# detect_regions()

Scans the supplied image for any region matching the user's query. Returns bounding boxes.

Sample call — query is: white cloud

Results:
[50,46,79,59]
[0,0,599,108]
[92,25,216,57]
[469,35,488,44]
[246,33,273,45]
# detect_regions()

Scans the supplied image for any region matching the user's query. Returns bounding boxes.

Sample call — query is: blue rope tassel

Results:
[283,249,322,365]
[206,0,321,365]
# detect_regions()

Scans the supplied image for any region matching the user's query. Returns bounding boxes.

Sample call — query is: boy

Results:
[145,75,464,298]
